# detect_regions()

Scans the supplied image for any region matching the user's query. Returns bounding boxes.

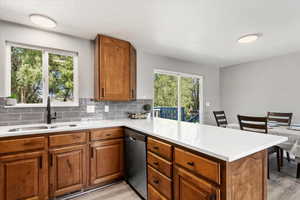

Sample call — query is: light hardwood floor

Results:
[72,182,141,200]
[72,157,300,200]
[268,156,300,200]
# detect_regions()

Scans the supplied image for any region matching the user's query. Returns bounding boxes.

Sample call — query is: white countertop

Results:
[0,118,287,162]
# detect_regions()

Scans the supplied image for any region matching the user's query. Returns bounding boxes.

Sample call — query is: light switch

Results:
[104,105,109,112]
[86,105,95,113]
[205,102,211,107]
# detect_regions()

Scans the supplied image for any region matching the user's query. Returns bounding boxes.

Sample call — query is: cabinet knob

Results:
[187,161,194,166]
[153,179,160,184]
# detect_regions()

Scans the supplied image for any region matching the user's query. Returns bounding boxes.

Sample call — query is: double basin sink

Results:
[8,124,78,132]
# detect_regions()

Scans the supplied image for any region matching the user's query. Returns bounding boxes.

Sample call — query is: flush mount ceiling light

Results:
[29,14,57,28]
[238,33,262,44]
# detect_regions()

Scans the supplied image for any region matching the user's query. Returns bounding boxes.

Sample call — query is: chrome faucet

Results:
[46,96,56,124]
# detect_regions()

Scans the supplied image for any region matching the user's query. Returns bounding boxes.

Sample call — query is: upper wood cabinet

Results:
[0,151,48,200]
[94,35,137,101]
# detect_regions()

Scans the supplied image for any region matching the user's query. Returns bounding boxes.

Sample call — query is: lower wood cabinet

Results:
[49,144,87,197]
[174,166,220,200]
[90,139,124,186]
[0,151,48,200]
[148,184,168,200]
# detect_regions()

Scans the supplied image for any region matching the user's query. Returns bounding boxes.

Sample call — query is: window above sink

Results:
[5,42,79,107]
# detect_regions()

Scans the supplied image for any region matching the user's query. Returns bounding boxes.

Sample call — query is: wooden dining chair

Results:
[237,115,281,178]
[267,112,293,165]
[213,111,228,127]
[267,112,293,126]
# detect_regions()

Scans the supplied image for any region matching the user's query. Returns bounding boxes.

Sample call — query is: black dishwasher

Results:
[124,128,147,199]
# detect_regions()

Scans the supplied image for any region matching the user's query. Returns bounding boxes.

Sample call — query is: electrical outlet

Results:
[104,105,109,112]
[86,105,95,113]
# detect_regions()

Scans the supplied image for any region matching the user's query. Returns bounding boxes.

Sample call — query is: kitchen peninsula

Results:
[0,118,286,200]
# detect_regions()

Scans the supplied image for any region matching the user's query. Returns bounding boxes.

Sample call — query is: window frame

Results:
[5,42,79,107]
[153,69,204,124]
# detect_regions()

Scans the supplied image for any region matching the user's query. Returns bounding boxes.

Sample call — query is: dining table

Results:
[227,123,300,152]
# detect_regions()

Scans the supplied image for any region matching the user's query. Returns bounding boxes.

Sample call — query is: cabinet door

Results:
[99,36,130,100]
[90,139,124,185]
[129,45,137,100]
[49,145,87,197]
[0,151,47,200]
[174,166,220,200]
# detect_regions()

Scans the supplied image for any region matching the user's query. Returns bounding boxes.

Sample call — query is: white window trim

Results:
[5,42,79,107]
[153,69,204,124]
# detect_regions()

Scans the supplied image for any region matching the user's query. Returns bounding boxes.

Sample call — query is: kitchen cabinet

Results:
[0,151,48,200]
[129,45,137,100]
[94,35,136,101]
[49,145,87,197]
[148,184,168,200]
[147,138,173,200]
[174,166,220,200]
[90,139,124,186]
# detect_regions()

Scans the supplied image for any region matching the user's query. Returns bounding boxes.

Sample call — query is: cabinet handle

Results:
[153,162,159,166]
[209,193,216,200]
[153,146,159,150]
[49,154,53,167]
[91,148,94,158]
[39,156,43,169]
[187,161,194,166]
[106,133,112,137]
[101,88,105,97]
[153,179,160,184]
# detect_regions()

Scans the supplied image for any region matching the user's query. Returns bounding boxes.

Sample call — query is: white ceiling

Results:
[0,0,300,67]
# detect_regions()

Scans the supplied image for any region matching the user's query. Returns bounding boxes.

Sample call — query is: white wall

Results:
[0,20,94,98]
[137,52,220,124]
[0,21,221,124]
[220,52,300,124]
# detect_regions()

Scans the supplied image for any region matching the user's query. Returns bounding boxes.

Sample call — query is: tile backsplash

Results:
[0,98,152,126]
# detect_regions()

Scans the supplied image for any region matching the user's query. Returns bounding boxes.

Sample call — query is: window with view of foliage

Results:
[7,43,78,106]
[154,71,203,123]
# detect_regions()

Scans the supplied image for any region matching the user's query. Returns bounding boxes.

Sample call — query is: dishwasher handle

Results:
[129,136,136,142]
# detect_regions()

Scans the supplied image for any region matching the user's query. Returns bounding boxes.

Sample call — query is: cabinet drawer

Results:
[91,127,124,141]
[174,148,220,184]
[147,138,172,161]
[49,132,87,147]
[148,184,168,200]
[0,137,45,154]
[148,165,172,199]
[147,151,172,177]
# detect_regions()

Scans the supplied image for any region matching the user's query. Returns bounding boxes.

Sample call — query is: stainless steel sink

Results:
[49,124,78,129]
[8,126,49,132]
[8,124,79,132]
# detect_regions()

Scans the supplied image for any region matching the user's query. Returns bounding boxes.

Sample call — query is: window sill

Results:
[4,104,79,108]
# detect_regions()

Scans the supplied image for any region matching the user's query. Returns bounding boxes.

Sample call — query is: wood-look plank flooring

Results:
[72,157,300,200]
[72,182,141,200]
[268,156,300,200]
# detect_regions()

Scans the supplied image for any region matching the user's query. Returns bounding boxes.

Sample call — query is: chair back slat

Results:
[267,112,293,126]
[238,115,268,133]
[213,111,228,127]
[216,116,226,120]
